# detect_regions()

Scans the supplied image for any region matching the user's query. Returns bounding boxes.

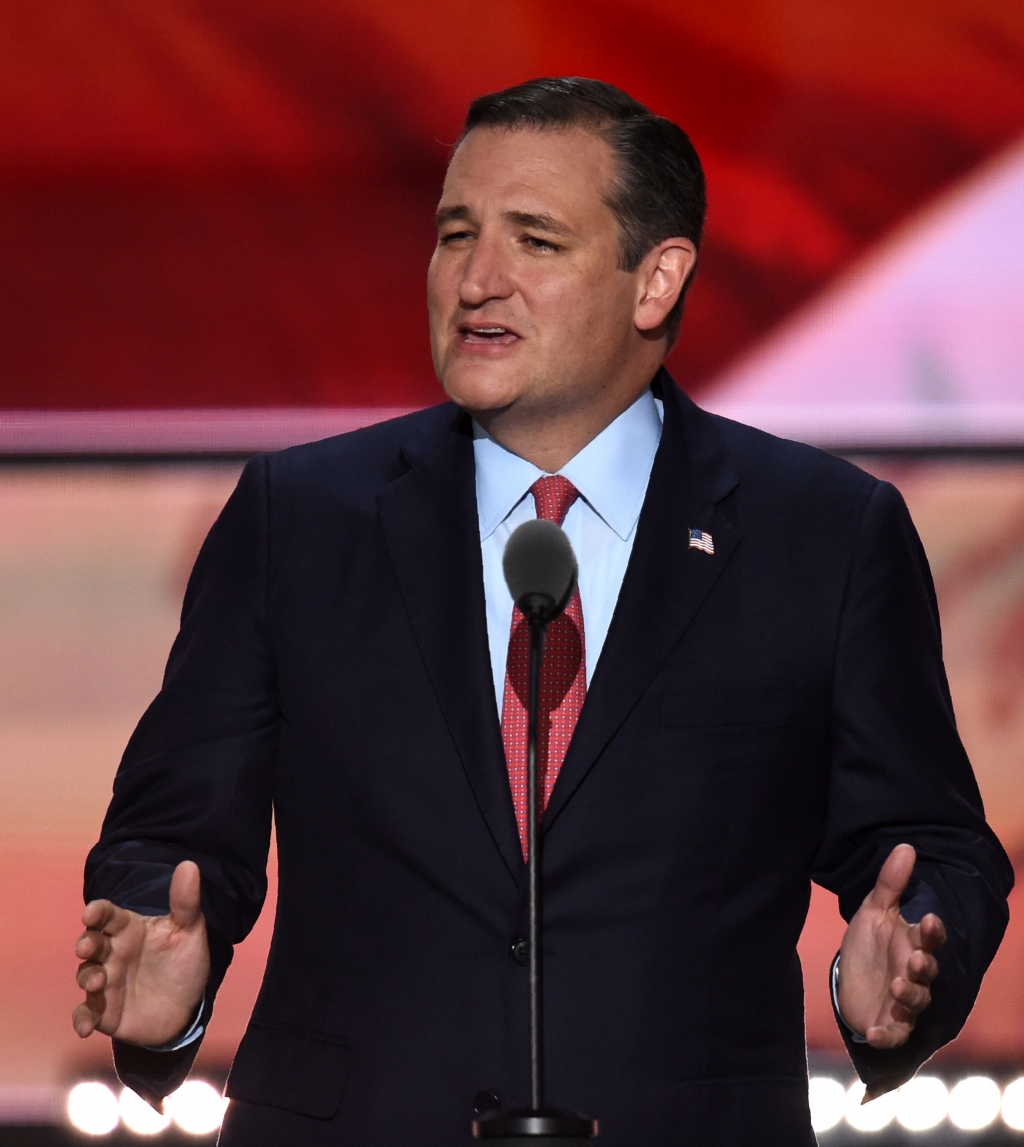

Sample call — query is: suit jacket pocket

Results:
[661,686,798,727]
[226,1022,352,1119]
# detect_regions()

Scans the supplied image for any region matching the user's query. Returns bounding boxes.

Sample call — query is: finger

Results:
[72,1001,98,1038]
[865,844,916,912]
[76,961,107,994]
[866,1020,913,1049]
[907,949,939,986]
[81,899,133,936]
[169,861,203,931]
[905,914,947,955]
[75,929,111,963]
[891,976,931,1015]
[84,988,112,1033]
[919,913,947,952]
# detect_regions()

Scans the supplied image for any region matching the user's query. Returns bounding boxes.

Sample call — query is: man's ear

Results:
[634,238,698,333]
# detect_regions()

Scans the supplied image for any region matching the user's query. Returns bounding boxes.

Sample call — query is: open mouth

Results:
[458,324,520,346]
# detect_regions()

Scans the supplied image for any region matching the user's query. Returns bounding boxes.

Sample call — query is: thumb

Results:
[168,861,203,930]
[866,843,916,912]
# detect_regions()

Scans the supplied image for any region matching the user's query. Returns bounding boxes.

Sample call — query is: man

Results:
[73,78,1012,1146]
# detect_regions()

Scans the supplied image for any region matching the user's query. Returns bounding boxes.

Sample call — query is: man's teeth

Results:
[461,325,514,342]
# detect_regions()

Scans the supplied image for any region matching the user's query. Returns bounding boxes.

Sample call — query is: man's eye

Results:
[440,230,473,244]
[524,236,559,252]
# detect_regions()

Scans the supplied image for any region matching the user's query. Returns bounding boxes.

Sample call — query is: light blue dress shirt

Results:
[474,388,664,717]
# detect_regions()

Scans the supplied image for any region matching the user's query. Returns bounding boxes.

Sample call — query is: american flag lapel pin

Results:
[689,527,714,555]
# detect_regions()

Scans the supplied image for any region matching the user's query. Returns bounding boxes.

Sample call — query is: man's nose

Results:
[459,233,513,307]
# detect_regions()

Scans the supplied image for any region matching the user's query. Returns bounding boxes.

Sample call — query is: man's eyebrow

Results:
[505,211,573,237]
[435,205,472,227]
[434,205,574,237]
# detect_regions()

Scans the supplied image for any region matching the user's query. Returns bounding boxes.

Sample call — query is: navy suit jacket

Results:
[86,371,1012,1146]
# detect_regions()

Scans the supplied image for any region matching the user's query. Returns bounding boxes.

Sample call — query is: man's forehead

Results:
[437,124,616,221]
[447,123,614,177]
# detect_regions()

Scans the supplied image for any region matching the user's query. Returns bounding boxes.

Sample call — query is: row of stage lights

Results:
[67,1080,226,1136]
[811,1075,1024,1134]
[65,1072,1024,1137]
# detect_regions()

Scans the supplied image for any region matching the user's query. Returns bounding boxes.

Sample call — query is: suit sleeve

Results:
[811,478,1014,1093]
[84,455,279,1102]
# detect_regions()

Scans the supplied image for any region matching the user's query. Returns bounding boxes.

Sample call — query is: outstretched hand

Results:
[72,860,210,1048]
[837,844,946,1087]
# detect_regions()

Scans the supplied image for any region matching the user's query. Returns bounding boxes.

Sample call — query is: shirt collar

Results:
[473,387,663,541]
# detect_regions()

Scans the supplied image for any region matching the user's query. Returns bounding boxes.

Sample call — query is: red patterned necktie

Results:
[501,475,587,858]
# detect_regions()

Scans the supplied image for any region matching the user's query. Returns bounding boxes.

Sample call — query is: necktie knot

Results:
[531,475,579,526]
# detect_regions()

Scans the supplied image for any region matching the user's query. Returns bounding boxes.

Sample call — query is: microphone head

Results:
[502,518,578,625]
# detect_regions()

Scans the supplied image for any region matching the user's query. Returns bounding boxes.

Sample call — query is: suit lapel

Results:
[377,410,523,883]
[544,372,741,829]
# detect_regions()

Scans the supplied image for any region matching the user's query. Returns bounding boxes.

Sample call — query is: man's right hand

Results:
[73,860,210,1048]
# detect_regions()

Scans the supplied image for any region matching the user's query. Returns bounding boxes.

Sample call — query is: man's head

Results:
[427,77,706,469]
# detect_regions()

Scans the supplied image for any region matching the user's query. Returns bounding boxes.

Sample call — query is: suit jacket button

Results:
[474,1090,501,1115]
[510,939,529,965]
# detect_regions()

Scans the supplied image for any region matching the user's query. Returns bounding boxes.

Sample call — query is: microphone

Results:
[474,520,597,1145]
[501,518,578,626]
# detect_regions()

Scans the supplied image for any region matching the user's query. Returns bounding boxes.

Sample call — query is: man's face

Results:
[427,125,645,423]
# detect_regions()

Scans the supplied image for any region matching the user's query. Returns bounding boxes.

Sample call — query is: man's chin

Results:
[439,365,524,417]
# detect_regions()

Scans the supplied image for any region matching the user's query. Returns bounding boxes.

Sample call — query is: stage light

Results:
[845,1081,897,1131]
[166,1080,228,1134]
[895,1075,948,1131]
[948,1076,1001,1130]
[808,1077,847,1132]
[119,1086,171,1135]
[1002,1077,1024,1131]
[67,1082,120,1135]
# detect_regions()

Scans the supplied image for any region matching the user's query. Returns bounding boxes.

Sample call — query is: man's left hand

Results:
[837,843,946,1074]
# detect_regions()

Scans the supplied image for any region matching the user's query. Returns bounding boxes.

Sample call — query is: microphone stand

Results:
[526,618,544,1112]
[474,605,597,1145]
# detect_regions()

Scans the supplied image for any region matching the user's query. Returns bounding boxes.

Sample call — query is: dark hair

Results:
[461,77,706,347]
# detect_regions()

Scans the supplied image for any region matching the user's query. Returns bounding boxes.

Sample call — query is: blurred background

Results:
[1,0,1023,1142]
